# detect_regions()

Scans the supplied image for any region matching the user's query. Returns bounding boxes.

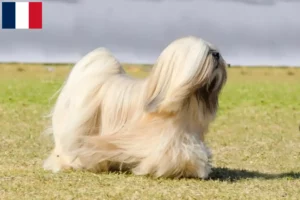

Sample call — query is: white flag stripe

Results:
[16,2,29,29]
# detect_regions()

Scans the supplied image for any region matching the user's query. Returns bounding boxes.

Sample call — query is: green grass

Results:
[0,64,300,200]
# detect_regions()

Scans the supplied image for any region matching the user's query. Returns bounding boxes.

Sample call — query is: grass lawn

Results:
[0,63,300,200]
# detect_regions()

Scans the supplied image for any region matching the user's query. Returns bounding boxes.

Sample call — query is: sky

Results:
[0,0,299,66]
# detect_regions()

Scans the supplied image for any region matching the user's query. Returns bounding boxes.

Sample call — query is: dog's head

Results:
[194,49,227,115]
[145,36,227,115]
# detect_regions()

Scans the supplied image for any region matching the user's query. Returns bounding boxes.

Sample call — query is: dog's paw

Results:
[43,154,63,173]
[42,151,79,173]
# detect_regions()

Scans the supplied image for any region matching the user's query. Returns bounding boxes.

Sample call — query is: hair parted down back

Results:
[43,36,227,179]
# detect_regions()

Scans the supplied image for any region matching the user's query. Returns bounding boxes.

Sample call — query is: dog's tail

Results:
[47,48,124,151]
[64,48,125,90]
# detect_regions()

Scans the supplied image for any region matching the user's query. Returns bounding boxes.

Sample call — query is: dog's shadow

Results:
[107,166,299,182]
[209,167,300,182]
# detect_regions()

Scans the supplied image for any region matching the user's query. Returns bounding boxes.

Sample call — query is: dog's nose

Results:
[212,52,220,60]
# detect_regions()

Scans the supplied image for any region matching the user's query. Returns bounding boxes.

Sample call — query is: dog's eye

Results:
[212,52,220,60]
[211,51,220,69]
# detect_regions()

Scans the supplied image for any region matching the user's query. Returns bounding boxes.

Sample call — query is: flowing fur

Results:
[43,36,227,179]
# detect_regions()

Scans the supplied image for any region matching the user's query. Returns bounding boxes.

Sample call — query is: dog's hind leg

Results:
[43,48,122,173]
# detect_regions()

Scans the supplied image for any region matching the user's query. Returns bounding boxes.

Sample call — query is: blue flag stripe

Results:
[2,2,16,29]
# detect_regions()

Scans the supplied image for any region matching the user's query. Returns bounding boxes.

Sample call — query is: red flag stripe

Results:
[29,2,42,29]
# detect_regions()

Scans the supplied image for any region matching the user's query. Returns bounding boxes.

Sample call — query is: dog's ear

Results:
[144,80,191,114]
[144,58,200,114]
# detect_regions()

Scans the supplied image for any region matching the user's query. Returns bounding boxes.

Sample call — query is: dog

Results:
[43,36,227,179]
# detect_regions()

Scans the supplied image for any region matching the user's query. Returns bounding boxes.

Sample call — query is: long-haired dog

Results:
[43,36,227,179]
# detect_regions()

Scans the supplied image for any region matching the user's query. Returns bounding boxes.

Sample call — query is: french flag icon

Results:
[2,1,42,29]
